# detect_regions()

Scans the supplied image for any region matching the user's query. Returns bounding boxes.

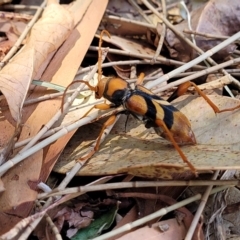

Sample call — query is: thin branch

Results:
[183,29,229,40]
[38,180,239,199]
[154,57,240,93]
[152,0,167,61]
[92,186,231,240]
[140,0,240,89]
[185,170,220,240]
[89,46,206,70]
[128,0,153,24]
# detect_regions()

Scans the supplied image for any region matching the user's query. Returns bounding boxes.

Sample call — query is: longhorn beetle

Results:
[62,30,240,174]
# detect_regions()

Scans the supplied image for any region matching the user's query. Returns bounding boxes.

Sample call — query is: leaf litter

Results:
[1,0,240,239]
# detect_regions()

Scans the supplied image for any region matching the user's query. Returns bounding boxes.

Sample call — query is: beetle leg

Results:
[79,114,117,161]
[81,102,114,120]
[168,81,240,113]
[94,114,116,151]
[135,73,145,85]
[155,118,197,174]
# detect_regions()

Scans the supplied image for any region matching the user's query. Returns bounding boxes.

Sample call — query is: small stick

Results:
[152,0,167,62]
[155,57,240,92]
[185,170,220,240]
[89,46,206,70]
[38,180,239,199]
[93,186,231,240]
[128,0,153,24]
[183,29,230,40]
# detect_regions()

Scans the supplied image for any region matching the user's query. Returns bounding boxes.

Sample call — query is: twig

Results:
[152,0,166,61]
[1,4,39,10]
[93,186,231,240]
[0,105,122,176]
[0,50,108,175]
[12,176,116,240]
[183,29,229,40]
[78,61,240,79]
[38,180,239,199]
[187,75,234,92]
[143,2,177,14]
[89,46,206,70]
[77,60,156,76]
[179,1,196,45]
[140,0,240,89]
[35,201,62,240]
[207,170,236,239]
[45,214,62,240]
[103,15,155,30]
[185,170,220,240]
[0,0,47,68]
[128,0,153,24]
[154,57,240,93]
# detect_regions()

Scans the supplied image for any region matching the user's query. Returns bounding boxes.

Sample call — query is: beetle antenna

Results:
[61,80,95,113]
[98,30,111,83]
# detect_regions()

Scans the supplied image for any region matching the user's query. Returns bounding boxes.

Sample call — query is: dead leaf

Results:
[117,219,186,240]
[54,95,240,178]
[0,0,108,234]
[0,11,32,43]
[164,0,240,62]
[102,34,156,57]
[99,34,156,78]
[0,151,43,234]
[108,205,138,240]
[0,3,74,121]
[102,15,155,36]
[0,178,5,192]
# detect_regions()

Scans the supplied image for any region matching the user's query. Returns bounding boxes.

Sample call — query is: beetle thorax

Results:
[101,77,131,106]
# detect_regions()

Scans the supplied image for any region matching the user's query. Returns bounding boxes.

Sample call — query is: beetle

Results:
[62,30,198,173]
[62,30,240,174]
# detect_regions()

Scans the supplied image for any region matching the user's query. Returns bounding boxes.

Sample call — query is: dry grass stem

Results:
[89,46,206,70]
[128,0,153,24]
[185,170,220,240]
[2,4,39,10]
[154,57,240,93]
[141,0,240,89]
[104,15,155,30]
[93,186,230,240]
[38,180,239,199]
[152,0,166,61]
[183,29,230,40]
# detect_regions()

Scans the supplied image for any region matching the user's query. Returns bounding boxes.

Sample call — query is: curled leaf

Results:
[0,3,74,121]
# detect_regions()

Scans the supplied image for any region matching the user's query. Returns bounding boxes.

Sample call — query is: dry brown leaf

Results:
[164,0,240,61]
[108,205,138,240]
[103,15,155,36]
[106,0,144,22]
[0,0,108,234]
[54,95,240,178]
[40,0,109,182]
[102,34,156,57]
[100,34,156,78]
[117,219,186,240]
[0,3,74,121]
[0,11,31,43]
[0,178,5,193]
[0,151,43,234]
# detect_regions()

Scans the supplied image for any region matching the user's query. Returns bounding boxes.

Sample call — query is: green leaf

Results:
[32,79,66,92]
[71,203,119,240]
